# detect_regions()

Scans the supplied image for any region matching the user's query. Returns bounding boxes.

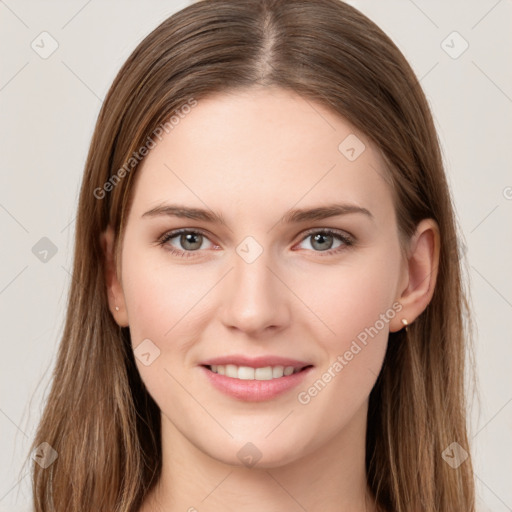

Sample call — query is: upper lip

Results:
[200,355,313,370]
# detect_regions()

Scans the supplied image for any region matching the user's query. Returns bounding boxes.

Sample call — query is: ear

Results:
[389,218,440,333]
[100,224,129,327]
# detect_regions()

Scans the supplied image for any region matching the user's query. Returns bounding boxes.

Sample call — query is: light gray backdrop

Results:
[1,1,511,511]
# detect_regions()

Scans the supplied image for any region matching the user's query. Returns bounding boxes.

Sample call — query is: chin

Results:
[202,435,310,470]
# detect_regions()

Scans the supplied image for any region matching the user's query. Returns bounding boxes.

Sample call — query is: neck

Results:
[140,401,377,512]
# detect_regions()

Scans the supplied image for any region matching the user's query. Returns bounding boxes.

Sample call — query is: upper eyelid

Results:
[161,227,216,243]
[300,227,353,239]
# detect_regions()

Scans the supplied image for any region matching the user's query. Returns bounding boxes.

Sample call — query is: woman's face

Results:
[114,87,409,467]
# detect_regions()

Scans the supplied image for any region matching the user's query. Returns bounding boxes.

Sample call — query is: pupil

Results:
[313,233,332,250]
[182,233,201,250]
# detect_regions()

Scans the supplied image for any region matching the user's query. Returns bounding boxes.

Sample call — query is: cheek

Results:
[292,247,401,401]
[296,247,401,348]
[121,247,210,345]
[119,248,209,408]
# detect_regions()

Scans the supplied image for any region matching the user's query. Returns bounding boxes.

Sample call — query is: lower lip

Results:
[200,366,313,402]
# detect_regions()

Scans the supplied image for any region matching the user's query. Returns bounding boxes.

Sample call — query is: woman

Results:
[29,0,475,510]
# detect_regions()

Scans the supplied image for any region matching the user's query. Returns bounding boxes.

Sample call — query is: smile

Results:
[200,364,313,401]
[206,364,309,380]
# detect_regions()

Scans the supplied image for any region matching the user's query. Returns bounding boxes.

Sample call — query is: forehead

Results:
[128,87,393,225]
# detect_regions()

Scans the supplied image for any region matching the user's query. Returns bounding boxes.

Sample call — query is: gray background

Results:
[1,1,511,510]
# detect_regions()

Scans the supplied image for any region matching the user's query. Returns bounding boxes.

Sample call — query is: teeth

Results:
[209,364,302,380]
[272,366,284,378]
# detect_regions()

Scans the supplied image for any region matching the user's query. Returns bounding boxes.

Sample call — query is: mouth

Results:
[202,364,313,380]
[203,363,313,381]
[200,362,314,402]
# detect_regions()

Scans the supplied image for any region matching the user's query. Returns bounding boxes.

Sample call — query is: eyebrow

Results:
[141,202,373,225]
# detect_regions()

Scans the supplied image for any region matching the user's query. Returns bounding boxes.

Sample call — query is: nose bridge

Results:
[219,235,289,334]
[233,239,272,296]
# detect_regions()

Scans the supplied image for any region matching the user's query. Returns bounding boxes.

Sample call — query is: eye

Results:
[157,229,217,258]
[157,227,354,259]
[296,229,353,255]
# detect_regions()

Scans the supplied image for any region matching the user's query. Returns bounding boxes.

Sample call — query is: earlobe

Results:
[100,225,129,327]
[389,219,440,333]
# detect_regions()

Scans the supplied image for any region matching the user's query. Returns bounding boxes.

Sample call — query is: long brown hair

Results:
[29,1,475,510]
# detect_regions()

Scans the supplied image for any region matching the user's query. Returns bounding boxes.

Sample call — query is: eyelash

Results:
[157,228,354,259]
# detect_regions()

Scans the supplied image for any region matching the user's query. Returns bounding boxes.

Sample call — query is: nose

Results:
[218,243,291,337]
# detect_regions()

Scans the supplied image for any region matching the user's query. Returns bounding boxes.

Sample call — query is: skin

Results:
[101,86,439,512]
